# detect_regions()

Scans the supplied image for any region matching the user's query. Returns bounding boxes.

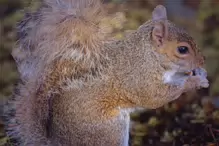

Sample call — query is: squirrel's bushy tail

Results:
[5,0,110,145]
[13,0,108,80]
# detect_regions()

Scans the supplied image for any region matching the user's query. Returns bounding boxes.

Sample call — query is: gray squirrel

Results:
[4,0,209,145]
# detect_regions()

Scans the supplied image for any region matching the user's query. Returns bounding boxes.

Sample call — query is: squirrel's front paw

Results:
[193,68,209,88]
[199,77,209,88]
[188,76,209,89]
[195,75,209,88]
[185,68,209,89]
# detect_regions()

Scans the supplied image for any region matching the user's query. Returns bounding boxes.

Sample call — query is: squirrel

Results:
[3,0,209,146]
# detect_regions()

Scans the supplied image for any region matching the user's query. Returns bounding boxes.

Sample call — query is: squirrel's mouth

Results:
[163,67,208,88]
[184,70,196,76]
[183,68,207,78]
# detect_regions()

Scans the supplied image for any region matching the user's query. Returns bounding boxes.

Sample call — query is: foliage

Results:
[198,1,219,96]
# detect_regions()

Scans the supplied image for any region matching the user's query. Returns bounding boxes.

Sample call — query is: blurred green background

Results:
[0,0,219,145]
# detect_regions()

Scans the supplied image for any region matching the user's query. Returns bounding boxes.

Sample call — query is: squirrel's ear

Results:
[152,5,167,21]
[152,5,168,48]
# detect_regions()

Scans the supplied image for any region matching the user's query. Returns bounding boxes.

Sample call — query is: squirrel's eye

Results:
[177,46,189,54]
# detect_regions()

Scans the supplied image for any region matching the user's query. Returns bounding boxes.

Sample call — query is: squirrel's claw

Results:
[193,68,209,88]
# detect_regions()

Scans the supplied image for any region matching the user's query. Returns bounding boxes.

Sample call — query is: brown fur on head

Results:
[150,5,208,89]
[151,5,204,72]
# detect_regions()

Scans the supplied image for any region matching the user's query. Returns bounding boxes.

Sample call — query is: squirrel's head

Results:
[117,5,209,109]
[147,5,208,90]
[150,5,204,74]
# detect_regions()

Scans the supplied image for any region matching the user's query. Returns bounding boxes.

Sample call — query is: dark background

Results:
[0,0,219,145]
